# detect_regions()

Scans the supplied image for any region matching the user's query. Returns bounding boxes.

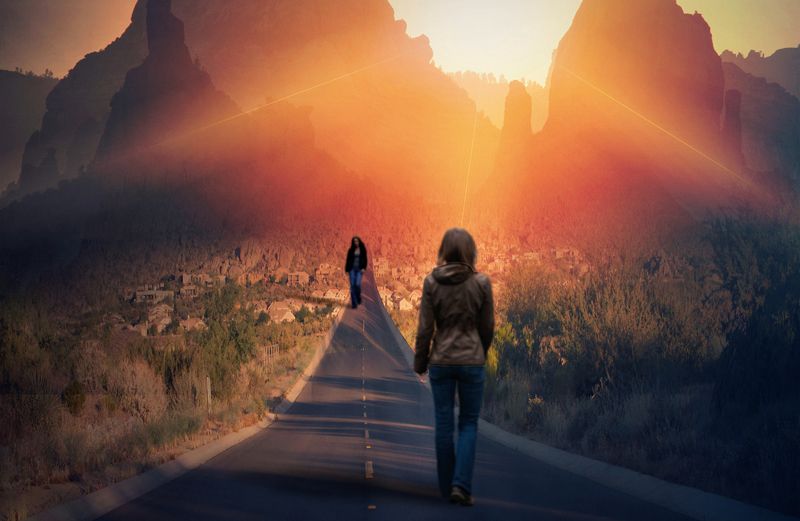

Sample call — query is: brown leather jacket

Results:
[414,262,494,374]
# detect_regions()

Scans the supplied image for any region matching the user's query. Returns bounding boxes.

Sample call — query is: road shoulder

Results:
[28,307,345,521]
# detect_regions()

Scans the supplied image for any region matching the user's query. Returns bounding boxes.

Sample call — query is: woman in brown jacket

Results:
[414,228,494,506]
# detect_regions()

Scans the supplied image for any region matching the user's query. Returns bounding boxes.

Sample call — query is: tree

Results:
[296,305,311,323]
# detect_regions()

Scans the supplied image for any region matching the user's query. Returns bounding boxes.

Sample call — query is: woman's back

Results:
[417,262,493,369]
[413,227,495,505]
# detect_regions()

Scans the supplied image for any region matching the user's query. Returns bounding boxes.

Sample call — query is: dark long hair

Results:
[437,228,477,268]
[348,236,365,254]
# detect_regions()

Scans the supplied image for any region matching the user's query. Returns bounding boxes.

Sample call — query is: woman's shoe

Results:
[449,486,474,506]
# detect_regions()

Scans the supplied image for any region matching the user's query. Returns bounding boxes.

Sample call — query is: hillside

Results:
[494,0,766,247]
[0,70,57,194]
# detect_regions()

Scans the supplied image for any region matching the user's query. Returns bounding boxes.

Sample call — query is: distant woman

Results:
[344,236,368,309]
[414,228,494,506]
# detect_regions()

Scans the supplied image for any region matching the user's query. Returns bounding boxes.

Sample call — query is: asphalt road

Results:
[97,273,693,521]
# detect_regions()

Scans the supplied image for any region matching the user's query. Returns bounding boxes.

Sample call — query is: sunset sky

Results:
[0,0,797,82]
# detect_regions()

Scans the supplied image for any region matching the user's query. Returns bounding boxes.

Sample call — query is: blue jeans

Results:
[429,365,485,497]
[348,269,363,307]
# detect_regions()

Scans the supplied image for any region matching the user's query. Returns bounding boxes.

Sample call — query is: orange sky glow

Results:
[0,1,797,83]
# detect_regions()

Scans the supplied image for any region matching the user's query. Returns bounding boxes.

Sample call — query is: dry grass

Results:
[0,287,334,520]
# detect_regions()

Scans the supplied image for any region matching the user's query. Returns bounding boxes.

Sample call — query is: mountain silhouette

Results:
[448,72,549,133]
[494,81,533,178]
[9,4,148,203]
[0,70,57,194]
[496,0,762,246]
[94,0,239,181]
[723,62,800,187]
[166,0,498,196]
[8,0,499,201]
[721,47,800,100]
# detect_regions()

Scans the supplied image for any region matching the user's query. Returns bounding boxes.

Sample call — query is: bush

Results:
[711,219,800,416]
[108,360,168,423]
[62,381,86,416]
[295,305,311,323]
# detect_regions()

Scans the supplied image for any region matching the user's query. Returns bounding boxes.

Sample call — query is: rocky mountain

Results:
[8,0,498,202]
[9,4,148,202]
[0,70,57,194]
[494,81,533,177]
[0,0,381,286]
[448,71,549,132]
[723,62,800,186]
[94,0,239,180]
[722,47,800,100]
[498,0,761,245]
[546,0,725,152]
[167,0,498,197]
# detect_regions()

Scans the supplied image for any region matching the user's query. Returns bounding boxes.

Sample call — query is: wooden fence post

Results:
[206,375,212,416]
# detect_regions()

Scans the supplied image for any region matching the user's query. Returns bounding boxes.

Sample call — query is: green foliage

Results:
[295,305,311,323]
[204,283,241,322]
[315,304,333,316]
[164,318,181,335]
[229,315,256,363]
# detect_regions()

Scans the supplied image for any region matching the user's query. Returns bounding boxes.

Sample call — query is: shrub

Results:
[295,305,311,323]
[108,360,168,423]
[62,381,86,416]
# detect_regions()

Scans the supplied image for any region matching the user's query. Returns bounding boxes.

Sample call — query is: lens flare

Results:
[460,110,479,226]
[153,52,411,151]
[559,65,752,188]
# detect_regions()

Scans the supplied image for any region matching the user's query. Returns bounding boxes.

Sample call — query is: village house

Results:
[268,301,296,323]
[311,289,325,299]
[148,303,173,333]
[179,284,199,299]
[378,287,393,307]
[523,251,543,263]
[373,258,390,278]
[250,300,270,317]
[180,317,207,332]
[314,263,338,286]
[390,291,405,306]
[408,289,422,306]
[287,271,310,287]
[134,288,174,304]
[397,298,413,312]
[193,273,214,286]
